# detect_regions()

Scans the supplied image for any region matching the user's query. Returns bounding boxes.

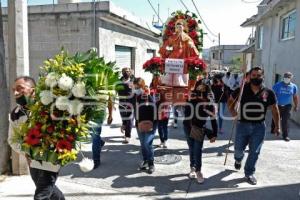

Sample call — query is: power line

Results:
[146,0,164,24]
[190,0,218,38]
[241,0,261,3]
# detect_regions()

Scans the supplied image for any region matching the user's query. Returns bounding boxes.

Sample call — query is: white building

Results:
[209,45,246,70]
[241,0,300,122]
[2,1,160,85]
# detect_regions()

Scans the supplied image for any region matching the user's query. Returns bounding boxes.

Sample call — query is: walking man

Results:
[228,67,281,185]
[8,76,65,200]
[272,72,298,141]
[117,67,135,143]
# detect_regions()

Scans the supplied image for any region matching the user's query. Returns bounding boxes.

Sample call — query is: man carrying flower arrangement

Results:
[8,76,65,200]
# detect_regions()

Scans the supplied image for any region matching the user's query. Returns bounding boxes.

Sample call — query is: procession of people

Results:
[6,10,299,200]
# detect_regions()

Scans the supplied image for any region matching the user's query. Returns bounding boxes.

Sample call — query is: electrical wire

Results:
[190,0,218,38]
[241,0,261,3]
[146,0,164,24]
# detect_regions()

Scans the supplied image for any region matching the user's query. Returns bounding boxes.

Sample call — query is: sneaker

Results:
[163,141,168,148]
[148,165,155,174]
[219,128,224,134]
[159,142,165,148]
[188,167,196,179]
[234,161,241,170]
[173,123,178,128]
[196,171,204,184]
[138,161,148,171]
[100,140,105,147]
[245,175,257,185]
[123,137,130,144]
[93,161,101,169]
[283,137,290,142]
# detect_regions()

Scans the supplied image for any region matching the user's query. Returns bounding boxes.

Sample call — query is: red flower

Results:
[66,134,75,142]
[165,29,173,37]
[34,123,43,130]
[25,128,41,146]
[189,30,198,39]
[151,57,162,64]
[40,111,48,117]
[168,20,175,28]
[188,19,197,27]
[56,140,72,152]
[46,125,55,134]
[178,15,185,19]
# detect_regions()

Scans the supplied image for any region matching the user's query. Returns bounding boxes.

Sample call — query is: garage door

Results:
[115,45,132,69]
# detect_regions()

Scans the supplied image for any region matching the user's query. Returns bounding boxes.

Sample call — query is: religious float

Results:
[143,11,206,103]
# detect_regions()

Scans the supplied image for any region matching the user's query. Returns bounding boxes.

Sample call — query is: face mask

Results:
[134,89,143,95]
[122,73,130,79]
[16,95,28,106]
[283,78,291,84]
[250,78,263,86]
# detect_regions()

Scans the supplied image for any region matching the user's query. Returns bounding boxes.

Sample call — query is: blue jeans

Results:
[183,125,204,172]
[234,121,266,176]
[89,125,104,163]
[158,119,169,143]
[218,102,226,129]
[137,125,156,162]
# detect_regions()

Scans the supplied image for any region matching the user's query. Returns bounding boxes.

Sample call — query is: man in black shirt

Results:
[228,67,280,185]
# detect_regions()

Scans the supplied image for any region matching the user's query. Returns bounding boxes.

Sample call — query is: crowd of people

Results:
[8,66,298,199]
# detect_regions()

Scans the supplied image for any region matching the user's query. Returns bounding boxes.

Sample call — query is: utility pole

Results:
[218,33,221,70]
[8,0,29,175]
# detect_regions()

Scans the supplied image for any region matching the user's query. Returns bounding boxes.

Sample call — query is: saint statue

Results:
[159,19,199,59]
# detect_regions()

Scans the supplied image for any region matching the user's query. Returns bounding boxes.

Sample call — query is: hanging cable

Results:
[146,0,164,24]
[241,0,261,3]
[190,0,218,38]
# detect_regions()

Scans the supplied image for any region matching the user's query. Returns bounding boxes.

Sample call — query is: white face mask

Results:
[134,88,143,95]
[283,78,291,84]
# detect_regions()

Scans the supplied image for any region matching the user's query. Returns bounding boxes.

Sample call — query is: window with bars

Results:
[281,10,296,40]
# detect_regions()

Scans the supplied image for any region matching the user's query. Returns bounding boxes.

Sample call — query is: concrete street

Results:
[1,109,300,200]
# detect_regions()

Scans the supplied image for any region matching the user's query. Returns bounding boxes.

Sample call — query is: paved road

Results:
[1,109,300,200]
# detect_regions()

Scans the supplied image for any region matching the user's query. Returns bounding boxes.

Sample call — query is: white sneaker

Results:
[173,123,178,128]
[159,142,165,148]
[189,167,196,179]
[163,141,168,148]
[196,171,204,184]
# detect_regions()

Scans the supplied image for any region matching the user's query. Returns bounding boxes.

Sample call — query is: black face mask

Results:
[16,95,28,106]
[122,73,130,79]
[250,78,263,86]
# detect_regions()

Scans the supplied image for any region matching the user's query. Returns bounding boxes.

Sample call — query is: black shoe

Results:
[93,161,101,169]
[148,165,155,174]
[234,161,241,170]
[138,161,148,171]
[245,175,257,185]
[101,140,105,147]
[283,137,290,142]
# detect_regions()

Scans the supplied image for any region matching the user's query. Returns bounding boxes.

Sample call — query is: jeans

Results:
[183,125,204,172]
[89,125,104,164]
[271,104,292,138]
[234,121,266,177]
[137,125,156,162]
[119,106,133,138]
[29,167,65,200]
[218,102,226,129]
[173,106,179,124]
[158,119,169,143]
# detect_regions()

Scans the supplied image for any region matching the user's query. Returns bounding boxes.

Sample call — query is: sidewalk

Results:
[1,110,300,200]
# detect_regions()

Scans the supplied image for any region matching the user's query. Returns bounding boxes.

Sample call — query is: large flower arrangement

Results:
[143,57,165,76]
[185,57,207,80]
[12,49,119,166]
[162,10,204,52]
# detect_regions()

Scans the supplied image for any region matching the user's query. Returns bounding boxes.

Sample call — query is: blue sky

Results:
[1,0,258,48]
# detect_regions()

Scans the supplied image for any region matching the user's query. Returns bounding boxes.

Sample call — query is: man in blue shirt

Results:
[272,72,299,141]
